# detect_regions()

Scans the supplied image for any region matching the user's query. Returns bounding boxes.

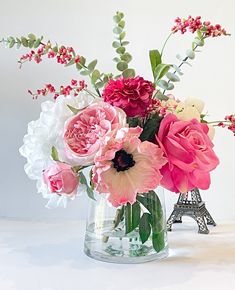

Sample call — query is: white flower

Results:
[19,94,90,207]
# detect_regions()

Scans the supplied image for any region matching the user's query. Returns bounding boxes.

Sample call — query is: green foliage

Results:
[51,146,59,161]
[139,213,151,243]
[112,11,135,78]
[149,50,162,77]
[154,64,171,81]
[117,61,128,71]
[140,114,163,142]
[79,171,96,200]
[67,104,80,114]
[122,68,135,78]
[166,72,180,82]
[137,190,165,251]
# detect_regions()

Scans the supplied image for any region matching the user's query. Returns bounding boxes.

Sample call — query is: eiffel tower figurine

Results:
[167,188,216,234]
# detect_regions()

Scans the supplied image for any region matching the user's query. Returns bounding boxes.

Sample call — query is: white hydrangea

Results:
[19,94,90,207]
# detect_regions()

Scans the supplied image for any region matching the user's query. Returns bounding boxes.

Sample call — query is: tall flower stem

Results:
[160,32,174,57]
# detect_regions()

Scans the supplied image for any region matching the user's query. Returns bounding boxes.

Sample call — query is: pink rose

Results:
[43,162,79,196]
[64,100,126,165]
[156,113,219,193]
[102,76,155,117]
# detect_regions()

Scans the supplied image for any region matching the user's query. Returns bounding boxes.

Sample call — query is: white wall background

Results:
[0,0,234,221]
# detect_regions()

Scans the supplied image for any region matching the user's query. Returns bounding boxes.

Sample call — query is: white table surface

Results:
[0,219,234,290]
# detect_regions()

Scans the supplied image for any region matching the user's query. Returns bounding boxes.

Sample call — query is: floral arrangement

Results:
[1,12,233,253]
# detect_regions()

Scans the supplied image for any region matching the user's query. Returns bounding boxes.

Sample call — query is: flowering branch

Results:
[207,115,235,136]
[0,34,112,97]
[27,79,91,100]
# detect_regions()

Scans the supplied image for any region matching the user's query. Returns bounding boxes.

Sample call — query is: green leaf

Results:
[67,104,80,114]
[152,231,165,252]
[119,31,126,40]
[122,68,135,78]
[166,72,180,82]
[186,49,195,59]
[8,38,15,48]
[121,41,130,46]
[125,203,132,234]
[117,12,124,19]
[112,41,120,48]
[51,146,59,161]
[28,33,36,40]
[16,38,21,49]
[114,206,125,227]
[33,38,41,48]
[87,59,97,71]
[28,39,35,48]
[140,114,163,142]
[65,58,75,67]
[52,46,58,53]
[154,91,169,101]
[113,15,121,23]
[113,27,122,34]
[196,29,203,39]
[154,64,171,81]
[194,37,204,46]
[113,57,120,63]
[127,117,140,127]
[173,65,183,76]
[95,81,105,88]
[167,82,174,90]
[21,37,28,47]
[91,69,101,84]
[76,56,86,70]
[137,191,164,232]
[79,171,96,200]
[176,54,184,61]
[121,52,132,63]
[157,79,169,90]
[118,20,125,29]
[139,213,151,244]
[117,61,128,71]
[132,202,141,230]
[149,50,162,75]
[116,47,125,54]
[80,70,90,76]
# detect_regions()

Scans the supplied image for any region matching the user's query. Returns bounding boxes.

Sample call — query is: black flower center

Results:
[112,149,135,172]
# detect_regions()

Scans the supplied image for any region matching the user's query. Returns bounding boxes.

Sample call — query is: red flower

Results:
[102,76,155,117]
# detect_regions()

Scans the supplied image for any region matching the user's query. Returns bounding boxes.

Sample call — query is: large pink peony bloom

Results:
[64,100,126,165]
[102,76,155,117]
[156,113,219,193]
[43,162,79,196]
[92,127,167,207]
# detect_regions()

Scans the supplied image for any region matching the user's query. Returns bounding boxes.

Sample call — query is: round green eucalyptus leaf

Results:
[117,61,128,71]
[118,20,125,29]
[112,41,120,48]
[116,47,126,54]
[166,72,180,82]
[121,53,132,63]
[113,27,122,34]
[113,15,121,23]
[122,68,135,78]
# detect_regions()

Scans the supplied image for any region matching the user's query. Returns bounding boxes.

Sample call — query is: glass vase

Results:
[84,187,168,263]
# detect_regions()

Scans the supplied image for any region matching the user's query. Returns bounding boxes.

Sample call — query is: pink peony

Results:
[43,162,79,196]
[102,76,155,117]
[92,127,167,207]
[156,113,219,193]
[64,100,126,165]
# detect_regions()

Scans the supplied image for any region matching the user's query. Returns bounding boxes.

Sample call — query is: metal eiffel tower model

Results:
[167,188,216,234]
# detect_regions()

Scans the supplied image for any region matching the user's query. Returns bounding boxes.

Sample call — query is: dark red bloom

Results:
[102,76,155,117]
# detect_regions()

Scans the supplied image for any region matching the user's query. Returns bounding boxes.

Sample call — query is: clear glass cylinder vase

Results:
[84,187,168,263]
